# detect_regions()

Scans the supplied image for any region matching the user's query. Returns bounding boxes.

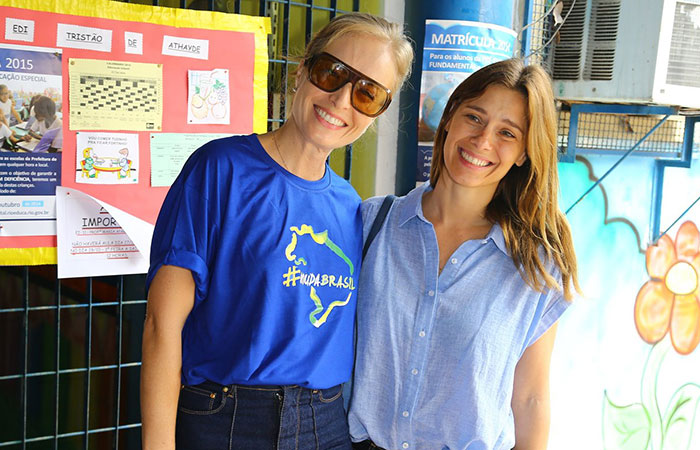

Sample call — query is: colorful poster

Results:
[416,20,516,182]
[75,132,138,184]
[56,186,152,278]
[187,69,230,124]
[150,132,231,187]
[0,44,62,245]
[68,58,162,131]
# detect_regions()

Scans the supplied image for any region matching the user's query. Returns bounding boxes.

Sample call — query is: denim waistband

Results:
[189,380,343,403]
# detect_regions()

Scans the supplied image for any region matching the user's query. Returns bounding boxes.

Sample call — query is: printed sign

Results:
[124,31,143,55]
[5,18,35,43]
[56,23,112,52]
[161,35,209,60]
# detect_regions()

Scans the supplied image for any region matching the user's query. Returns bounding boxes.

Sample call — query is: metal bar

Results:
[281,0,291,121]
[561,105,579,163]
[22,267,28,450]
[650,160,665,245]
[0,299,147,314]
[520,0,534,59]
[565,114,671,215]
[305,0,313,48]
[265,0,350,13]
[113,276,124,450]
[0,423,143,447]
[0,362,143,382]
[568,148,683,159]
[654,194,700,245]
[54,278,61,448]
[83,277,93,450]
[650,116,698,241]
[571,103,678,116]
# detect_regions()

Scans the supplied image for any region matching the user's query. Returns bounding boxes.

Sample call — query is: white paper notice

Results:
[56,187,154,279]
[124,32,143,55]
[5,18,35,43]
[162,35,208,60]
[75,132,139,184]
[188,69,230,124]
[56,24,112,53]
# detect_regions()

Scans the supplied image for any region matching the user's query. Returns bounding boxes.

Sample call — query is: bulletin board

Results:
[0,0,270,267]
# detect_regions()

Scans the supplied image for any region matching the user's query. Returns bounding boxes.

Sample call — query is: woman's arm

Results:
[511,323,559,450]
[141,265,196,450]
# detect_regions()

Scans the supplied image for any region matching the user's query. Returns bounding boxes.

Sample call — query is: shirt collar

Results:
[485,223,509,256]
[396,182,431,227]
[397,183,510,257]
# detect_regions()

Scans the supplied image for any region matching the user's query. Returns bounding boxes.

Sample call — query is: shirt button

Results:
[428,290,435,296]
[411,368,418,375]
[481,239,488,244]
[402,410,409,417]
[402,443,409,449]
[419,330,426,337]
[451,258,458,264]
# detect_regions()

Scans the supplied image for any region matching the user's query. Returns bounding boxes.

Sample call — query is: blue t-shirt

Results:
[147,134,362,389]
[348,183,570,449]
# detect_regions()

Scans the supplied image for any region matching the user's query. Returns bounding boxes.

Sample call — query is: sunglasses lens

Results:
[352,79,389,116]
[309,56,348,92]
[308,53,391,117]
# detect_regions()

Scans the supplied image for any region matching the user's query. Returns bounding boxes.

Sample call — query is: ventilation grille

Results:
[552,0,589,80]
[666,2,700,88]
[583,0,620,80]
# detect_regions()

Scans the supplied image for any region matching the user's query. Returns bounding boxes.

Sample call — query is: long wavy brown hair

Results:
[430,58,580,300]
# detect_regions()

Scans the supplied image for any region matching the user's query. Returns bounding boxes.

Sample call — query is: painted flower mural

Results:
[635,221,700,354]
[604,221,700,450]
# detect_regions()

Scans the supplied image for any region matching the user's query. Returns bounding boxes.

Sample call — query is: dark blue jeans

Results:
[175,381,352,450]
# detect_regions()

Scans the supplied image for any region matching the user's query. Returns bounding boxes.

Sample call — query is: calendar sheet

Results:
[68,58,162,131]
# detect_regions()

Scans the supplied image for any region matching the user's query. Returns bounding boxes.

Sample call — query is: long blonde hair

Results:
[430,58,580,300]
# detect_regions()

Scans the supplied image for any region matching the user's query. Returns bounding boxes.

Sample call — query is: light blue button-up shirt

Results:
[348,183,569,450]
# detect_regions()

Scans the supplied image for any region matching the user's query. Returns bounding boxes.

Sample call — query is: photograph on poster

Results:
[0,43,62,238]
[75,131,138,184]
[188,69,230,124]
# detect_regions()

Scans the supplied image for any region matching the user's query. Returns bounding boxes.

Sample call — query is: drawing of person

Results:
[82,147,97,178]
[117,148,130,179]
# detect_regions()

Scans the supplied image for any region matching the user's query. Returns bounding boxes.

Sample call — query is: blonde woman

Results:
[349,59,579,450]
[142,13,414,450]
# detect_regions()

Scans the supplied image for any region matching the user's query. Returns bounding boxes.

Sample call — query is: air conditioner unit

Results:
[551,0,700,108]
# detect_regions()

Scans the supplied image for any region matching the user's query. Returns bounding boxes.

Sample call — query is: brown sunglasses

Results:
[306,52,392,117]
